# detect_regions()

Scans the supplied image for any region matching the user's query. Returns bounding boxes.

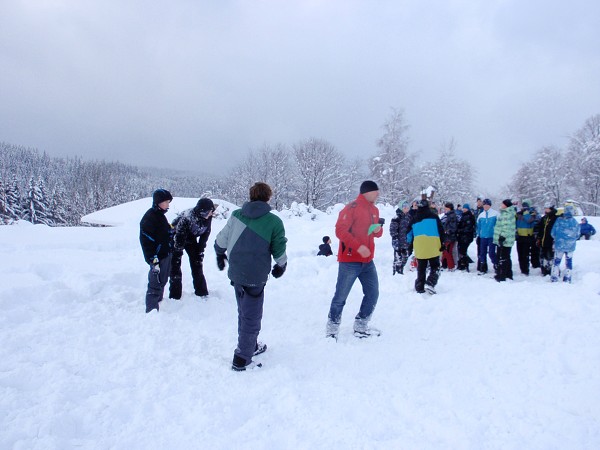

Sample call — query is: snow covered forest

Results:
[1,111,599,226]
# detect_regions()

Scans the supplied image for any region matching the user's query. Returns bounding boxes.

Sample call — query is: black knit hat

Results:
[323,236,330,243]
[152,188,173,205]
[359,180,379,194]
[502,199,513,208]
[195,198,214,214]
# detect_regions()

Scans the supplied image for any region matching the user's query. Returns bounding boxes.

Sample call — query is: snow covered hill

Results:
[1,199,599,449]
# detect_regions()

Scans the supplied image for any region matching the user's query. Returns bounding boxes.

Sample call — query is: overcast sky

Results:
[1,0,599,192]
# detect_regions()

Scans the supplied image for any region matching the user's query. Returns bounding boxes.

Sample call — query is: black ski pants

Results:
[415,256,440,292]
[169,241,208,298]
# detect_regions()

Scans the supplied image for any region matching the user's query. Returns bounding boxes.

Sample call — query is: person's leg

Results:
[327,263,361,335]
[146,254,172,312]
[446,242,456,270]
[354,261,379,330]
[185,242,208,296]
[516,238,529,274]
[426,257,441,287]
[169,250,183,299]
[530,237,540,268]
[494,246,507,281]
[415,259,427,292]
[563,251,573,282]
[551,251,564,282]
[232,283,265,369]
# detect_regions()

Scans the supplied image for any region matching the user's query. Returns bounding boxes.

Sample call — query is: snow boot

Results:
[232,354,262,372]
[253,341,267,356]
[425,283,436,295]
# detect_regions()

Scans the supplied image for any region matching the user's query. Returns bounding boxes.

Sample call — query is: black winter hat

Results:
[502,199,513,208]
[418,199,429,209]
[482,198,492,206]
[323,236,330,243]
[360,180,379,194]
[152,188,173,205]
[195,198,214,214]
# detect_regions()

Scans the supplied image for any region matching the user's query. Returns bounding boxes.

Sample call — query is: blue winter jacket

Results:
[551,214,580,253]
[476,208,498,239]
[580,222,596,237]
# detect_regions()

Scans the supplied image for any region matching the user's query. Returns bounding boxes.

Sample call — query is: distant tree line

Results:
[1,110,598,226]
[507,114,600,215]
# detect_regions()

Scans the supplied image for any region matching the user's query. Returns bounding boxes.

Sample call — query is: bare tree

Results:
[292,137,344,209]
[369,108,416,204]
[567,114,600,215]
[419,139,475,204]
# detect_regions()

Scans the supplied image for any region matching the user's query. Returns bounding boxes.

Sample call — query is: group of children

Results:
[317,197,592,290]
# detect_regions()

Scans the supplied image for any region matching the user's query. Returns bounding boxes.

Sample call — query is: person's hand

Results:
[498,236,506,245]
[199,252,204,262]
[216,254,227,271]
[151,257,160,274]
[357,245,371,258]
[392,239,399,251]
[271,263,287,278]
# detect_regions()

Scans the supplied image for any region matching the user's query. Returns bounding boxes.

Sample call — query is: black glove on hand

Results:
[151,257,160,274]
[498,236,506,245]
[271,263,287,278]
[199,252,204,262]
[216,254,227,271]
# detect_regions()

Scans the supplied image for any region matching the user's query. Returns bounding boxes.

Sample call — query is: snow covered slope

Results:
[1,203,599,449]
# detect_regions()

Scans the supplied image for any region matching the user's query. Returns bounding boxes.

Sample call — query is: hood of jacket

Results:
[241,201,272,219]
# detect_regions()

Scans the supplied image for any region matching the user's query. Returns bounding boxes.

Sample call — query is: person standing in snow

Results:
[441,202,458,270]
[550,203,580,283]
[579,217,596,240]
[139,189,174,313]
[169,198,215,299]
[214,182,287,371]
[317,236,333,256]
[535,203,558,276]
[493,199,517,282]
[456,203,476,271]
[476,199,498,275]
[389,200,412,275]
[515,200,539,276]
[326,181,383,339]
[407,199,445,294]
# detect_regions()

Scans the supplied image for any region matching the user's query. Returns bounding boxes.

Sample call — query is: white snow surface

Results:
[2,199,600,449]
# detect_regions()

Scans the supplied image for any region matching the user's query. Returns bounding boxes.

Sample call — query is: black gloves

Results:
[271,263,287,278]
[498,236,506,245]
[216,254,227,271]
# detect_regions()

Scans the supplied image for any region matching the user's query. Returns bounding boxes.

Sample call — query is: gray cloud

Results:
[1,0,599,191]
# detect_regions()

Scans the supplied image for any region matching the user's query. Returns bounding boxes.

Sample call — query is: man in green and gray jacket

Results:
[214,182,287,371]
[493,199,517,282]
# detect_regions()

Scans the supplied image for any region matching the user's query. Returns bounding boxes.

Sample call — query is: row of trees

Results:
[508,114,600,215]
[2,110,598,226]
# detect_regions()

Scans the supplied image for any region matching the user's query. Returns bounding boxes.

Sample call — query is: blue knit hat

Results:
[462,203,470,210]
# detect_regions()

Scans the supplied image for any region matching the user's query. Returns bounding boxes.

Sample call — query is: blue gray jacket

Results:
[214,201,287,286]
[476,208,498,239]
[551,212,580,253]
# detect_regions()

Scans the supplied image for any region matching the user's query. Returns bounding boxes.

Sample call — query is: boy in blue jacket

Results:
[550,204,580,283]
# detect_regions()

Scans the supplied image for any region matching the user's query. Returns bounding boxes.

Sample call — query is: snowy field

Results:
[1,198,599,449]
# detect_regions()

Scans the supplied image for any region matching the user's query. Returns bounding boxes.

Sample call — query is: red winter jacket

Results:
[335,194,383,263]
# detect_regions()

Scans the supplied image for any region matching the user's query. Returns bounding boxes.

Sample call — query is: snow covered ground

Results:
[1,199,599,449]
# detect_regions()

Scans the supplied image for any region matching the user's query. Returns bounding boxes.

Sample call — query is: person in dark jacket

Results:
[535,204,558,276]
[515,200,539,275]
[441,202,458,270]
[407,199,445,294]
[579,217,596,240]
[456,203,476,271]
[214,182,287,371]
[317,236,333,256]
[389,200,412,275]
[169,198,215,299]
[139,189,173,313]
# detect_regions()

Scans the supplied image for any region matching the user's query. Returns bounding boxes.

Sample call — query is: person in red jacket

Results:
[326,181,384,339]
